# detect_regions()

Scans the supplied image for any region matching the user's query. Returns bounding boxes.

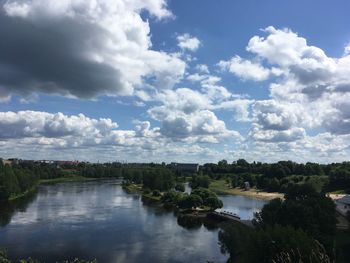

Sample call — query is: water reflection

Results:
[0,180,265,263]
[176,214,220,231]
[0,190,38,227]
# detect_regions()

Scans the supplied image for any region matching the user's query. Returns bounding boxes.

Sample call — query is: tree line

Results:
[2,158,350,202]
[201,159,350,193]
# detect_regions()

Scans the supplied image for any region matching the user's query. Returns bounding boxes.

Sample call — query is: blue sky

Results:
[0,0,350,163]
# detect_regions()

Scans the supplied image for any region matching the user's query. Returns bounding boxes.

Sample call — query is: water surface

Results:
[0,180,265,262]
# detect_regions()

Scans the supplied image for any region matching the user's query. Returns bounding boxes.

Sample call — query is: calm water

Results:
[0,180,266,263]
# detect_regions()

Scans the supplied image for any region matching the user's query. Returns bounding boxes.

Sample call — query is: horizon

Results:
[1,156,349,166]
[1,0,350,164]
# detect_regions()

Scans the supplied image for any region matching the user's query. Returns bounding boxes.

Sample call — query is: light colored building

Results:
[1,159,13,166]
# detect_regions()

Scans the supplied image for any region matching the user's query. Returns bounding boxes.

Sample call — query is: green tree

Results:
[190,175,210,189]
[205,196,223,210]
[219,224,331,263]
[255,184,337,257]
[178,194,203,209]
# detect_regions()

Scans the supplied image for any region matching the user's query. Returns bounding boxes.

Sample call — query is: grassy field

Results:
[209,180,284,200]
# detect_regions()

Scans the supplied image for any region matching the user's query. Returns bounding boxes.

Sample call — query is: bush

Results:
[152,190,161,197]
[175,183,185,192]
[177,194,203,209]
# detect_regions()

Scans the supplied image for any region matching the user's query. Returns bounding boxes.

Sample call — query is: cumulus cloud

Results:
[345,43,350,56]
[177,33,201,52]
[215,99,253,122]
[248,100,306,142]
[160,110,241,142]
[195,64,209,74]
[147,87,243,143]
[0,111,120,143]
[223,26,350,142]
[218,56,281,81]
[0,0,185,100]
[0,110,239,163]
[0,110,168,153]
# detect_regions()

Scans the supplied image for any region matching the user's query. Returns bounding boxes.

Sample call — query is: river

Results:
[0,180,266,263]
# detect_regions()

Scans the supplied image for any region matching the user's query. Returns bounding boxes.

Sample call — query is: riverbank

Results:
[122,183,143,193]
[39,176,98,184]
[6,176,97,202]
[8,186,37,202]
[209,180,284,201]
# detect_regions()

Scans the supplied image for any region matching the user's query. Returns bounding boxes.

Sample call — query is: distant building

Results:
[1,159,12,166]
[244,181,251,191]
[8,158,19,165]
[170,163,199,173]
[335,195,350,216]
[55,160,80,166]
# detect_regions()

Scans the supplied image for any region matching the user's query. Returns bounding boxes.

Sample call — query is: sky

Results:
[0,0,350,164]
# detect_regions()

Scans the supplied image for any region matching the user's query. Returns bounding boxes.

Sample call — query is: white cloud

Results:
[195,64,209,74]
[0,110,241,163]
[147,87,243,142]
[0,111,118,141]
[159,110,242,143]
[177,33,201,52]
[345,42,350,55]
[218,56,278,81]
[224,26,350,140]
[0,0,185,100]
[214,99,253,122]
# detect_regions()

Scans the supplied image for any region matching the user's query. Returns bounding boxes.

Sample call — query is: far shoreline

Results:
[212,187,284,201]
[209,180,284,201]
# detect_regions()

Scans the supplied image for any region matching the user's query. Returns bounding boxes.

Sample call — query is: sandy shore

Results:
[328,194,346,201]
[213,187,284,201]
[227,188,284,200]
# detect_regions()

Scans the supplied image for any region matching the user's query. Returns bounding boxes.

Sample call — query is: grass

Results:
[209,180,284,200]
[122,183,143,193]
[209,179,231,194]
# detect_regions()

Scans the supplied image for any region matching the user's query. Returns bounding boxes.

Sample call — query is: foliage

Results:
[335,229,350,263]
[160,191,183,206]
[174,183,185,192]
[152,190,161,197]
[0,163,39,202]
[142,169,175,191]
[191,188,223,210]
[190,175,210,189]
[177,194,203,209]
[219,223,332,263]
[254,184,337,257]
[201,159,350,193]
[0,249,97,263]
